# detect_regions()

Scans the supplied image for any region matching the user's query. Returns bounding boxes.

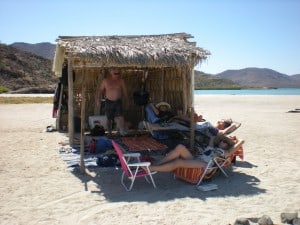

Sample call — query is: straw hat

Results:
[155,102,171,110]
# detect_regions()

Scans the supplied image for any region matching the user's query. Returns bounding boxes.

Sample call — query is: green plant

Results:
[0,86,9,93]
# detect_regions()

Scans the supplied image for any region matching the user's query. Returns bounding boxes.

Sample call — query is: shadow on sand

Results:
[70,160,264,203]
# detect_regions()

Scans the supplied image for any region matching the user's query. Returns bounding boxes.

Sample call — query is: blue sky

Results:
[1,0,299,75]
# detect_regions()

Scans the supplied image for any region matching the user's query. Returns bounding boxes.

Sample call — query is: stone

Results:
[281,212,298,223]
[293,218,300,225]
[234,218,250,225]
[257,215,273,225]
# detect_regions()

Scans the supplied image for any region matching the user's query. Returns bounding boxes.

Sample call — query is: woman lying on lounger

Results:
[172,115,239,136]
[211,118,238,135]
[146,135,234,172]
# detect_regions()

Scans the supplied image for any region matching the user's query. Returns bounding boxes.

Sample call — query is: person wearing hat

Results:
[149,101,175,122]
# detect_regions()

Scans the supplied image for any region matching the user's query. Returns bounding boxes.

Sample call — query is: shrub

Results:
[0,86,9,93]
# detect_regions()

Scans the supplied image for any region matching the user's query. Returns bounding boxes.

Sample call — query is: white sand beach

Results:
[0,95,299,225]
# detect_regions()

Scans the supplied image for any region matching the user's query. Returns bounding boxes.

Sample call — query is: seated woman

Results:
[146,135,234,172]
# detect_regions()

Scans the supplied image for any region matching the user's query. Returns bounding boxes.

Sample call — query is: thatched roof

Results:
[53,33,210,74]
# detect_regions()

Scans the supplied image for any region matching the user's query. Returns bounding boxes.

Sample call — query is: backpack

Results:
[91,124,105,136]
[96,154,120,167]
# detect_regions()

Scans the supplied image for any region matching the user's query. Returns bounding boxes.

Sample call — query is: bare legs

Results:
[106,116,127,136]
[115,116,127,136]
[148,144,207,172]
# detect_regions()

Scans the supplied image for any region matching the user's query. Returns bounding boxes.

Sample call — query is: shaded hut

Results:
[52,33,210,145]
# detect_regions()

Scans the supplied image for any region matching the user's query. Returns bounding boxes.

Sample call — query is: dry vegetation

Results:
[0,97,53,104]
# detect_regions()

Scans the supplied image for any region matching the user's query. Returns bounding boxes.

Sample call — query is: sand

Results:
[0,95,299,225]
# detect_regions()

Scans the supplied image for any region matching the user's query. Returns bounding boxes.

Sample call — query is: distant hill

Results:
[215,68,300,88]
[1,42,300,93]
[10,42,55,60]
[0,43,58,92]
[194,71,243,89]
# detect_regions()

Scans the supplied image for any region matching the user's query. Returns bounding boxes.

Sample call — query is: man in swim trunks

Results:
[97,68,129,135]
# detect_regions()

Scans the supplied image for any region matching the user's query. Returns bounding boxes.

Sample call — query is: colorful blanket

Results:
[121,136,167,151]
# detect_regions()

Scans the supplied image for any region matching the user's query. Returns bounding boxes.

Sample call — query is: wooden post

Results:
[160,69,164,101]
[68,57,74,145]
[56,83,63,130]
[80,67,86,173]
[189,68,195,150]
[182,69,187,114]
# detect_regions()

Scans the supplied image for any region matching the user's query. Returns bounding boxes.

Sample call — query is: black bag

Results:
[133,91,149,106]
[96,154,120,167]
[91,125,105,136]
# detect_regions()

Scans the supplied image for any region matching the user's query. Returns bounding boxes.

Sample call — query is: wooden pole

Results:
[68,57,74,145]
[160,69,164,101]
[56,83,63,130]
[182,69,187,114]
[80,67,86,173]
[189,68,195,150]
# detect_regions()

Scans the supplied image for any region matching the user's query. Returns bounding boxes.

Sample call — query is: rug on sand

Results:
[121,136,168,151]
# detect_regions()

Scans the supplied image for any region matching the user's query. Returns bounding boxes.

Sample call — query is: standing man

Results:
[96,68,129,136]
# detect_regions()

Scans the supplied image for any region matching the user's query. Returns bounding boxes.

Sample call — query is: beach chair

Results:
[173,137,245,186]
[111,140,157,191]
[143,105,190,139]
[168,117,241,149]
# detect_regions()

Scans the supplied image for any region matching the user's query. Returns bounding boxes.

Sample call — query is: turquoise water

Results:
[194,88,300,95]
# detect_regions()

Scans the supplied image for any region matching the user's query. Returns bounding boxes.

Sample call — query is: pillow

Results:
[88,116,108,130]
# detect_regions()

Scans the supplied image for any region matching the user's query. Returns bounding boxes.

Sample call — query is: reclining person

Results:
[172,114,239,136]
[145,134,234,172]
[207,118,238,135]
[149,102,175,122]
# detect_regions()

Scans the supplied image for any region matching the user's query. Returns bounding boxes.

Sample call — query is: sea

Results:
[194,88,300,95]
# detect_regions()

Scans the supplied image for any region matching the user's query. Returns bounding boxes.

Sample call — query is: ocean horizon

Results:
[194,88,300,95]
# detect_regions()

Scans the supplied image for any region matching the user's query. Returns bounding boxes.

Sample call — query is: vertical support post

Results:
[182,69,187,114]
[189,68,195,150]
[67,57,74,145]
[56,83,64,130]
[80,67,86,173]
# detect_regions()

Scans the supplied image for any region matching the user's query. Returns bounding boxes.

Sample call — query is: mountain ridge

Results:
[0,43,57,93]
[215,68,300,88]
[1,42,299,93]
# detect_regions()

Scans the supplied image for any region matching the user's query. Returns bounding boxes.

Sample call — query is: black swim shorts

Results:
[105,99,123,120]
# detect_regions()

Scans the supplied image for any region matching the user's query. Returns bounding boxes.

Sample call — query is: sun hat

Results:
[155,102,171,109]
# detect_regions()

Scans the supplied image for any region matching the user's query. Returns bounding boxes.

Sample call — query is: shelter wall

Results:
[57,67,191,131]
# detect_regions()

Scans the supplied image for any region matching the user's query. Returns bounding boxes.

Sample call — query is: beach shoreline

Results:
[0,95,299,225]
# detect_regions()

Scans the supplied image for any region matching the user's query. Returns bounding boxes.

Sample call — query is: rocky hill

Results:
[1,42,300,93]
[194,71,243,89]
[215,68,300,88]
[10,42,55,60]
[0,43,58,93]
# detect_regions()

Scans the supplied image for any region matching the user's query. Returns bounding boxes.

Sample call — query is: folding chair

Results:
[111,140,157,191]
